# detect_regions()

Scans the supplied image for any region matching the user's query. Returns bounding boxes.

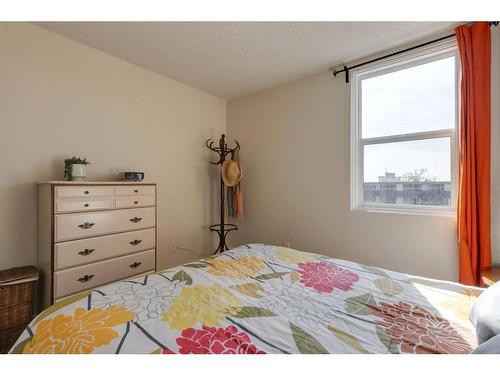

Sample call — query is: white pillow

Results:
[472,334,500,354]
[469,281,500,344]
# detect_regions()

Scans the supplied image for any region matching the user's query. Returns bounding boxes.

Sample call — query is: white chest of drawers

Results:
[38,181,157,308]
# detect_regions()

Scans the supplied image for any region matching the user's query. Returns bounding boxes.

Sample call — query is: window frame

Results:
[350,39,459,216]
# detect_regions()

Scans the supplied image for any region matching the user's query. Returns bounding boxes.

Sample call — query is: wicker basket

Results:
[0,266,39,353]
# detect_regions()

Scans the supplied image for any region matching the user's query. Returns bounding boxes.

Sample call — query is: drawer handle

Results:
[84,203,90,207]
[84,190,90,195]
[134,189,139,193]
[129,239,142,246]
[78,222,95,229]
[78,274,94,283]
[130,217,142,223]
[129,262,142,269]
[134,201,139,205]
[78,248,95,256]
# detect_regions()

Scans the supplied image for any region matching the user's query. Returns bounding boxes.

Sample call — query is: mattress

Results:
[10,244,482,354]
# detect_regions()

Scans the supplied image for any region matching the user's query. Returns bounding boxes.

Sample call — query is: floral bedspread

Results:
[11,244,482,354]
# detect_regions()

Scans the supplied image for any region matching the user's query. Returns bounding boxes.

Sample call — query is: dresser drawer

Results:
[54,207,156,242]
[115,195,155,209]
[55,186,114,198]
[55,199,114,214]
[115,185,155,196]
[53,249,155,299]
[54,228,156,270]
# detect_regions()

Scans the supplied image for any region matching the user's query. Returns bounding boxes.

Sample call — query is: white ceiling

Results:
[35,22,459,99]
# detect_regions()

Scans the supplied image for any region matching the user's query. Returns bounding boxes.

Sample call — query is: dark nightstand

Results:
[481,266,500,287]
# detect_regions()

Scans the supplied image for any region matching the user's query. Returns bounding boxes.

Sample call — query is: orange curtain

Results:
[456,22,491,286]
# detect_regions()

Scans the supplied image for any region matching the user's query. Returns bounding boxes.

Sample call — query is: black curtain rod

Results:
[333,21,499,83]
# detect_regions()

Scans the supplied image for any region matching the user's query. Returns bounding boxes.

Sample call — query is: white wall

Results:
[0,22,226,271]
[1,23,498,282]
[227,27,500,281]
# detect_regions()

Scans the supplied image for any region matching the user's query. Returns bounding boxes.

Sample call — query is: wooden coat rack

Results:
[206,134,240,254]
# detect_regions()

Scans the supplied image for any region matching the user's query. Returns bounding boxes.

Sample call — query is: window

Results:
[350,39,458,215]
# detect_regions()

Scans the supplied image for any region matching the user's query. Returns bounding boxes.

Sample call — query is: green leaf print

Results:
[360,264,390,278]
[290,322,328,354]
[374,278,404,297]
[9,336,32,354]
[328,325,369,353]
[172,270,193,285]
[345,293,376,315]
[289,271,300,282]
[255,272,289,280]
[376,325,399,353]
[230,283,264,298]
[232,306,276,318]
[183,262,209,268]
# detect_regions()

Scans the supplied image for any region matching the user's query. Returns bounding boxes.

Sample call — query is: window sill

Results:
[352,204,457,217]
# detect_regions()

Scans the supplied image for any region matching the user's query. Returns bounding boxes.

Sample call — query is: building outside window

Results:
[350,39,458,216]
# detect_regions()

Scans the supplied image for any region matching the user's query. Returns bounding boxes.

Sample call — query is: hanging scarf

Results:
[227,184,235,217]
[229,150,244,219]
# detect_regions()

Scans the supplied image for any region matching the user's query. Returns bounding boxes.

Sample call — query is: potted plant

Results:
[64,157,90,181]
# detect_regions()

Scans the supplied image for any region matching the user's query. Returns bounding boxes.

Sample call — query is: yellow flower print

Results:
[277,247,319,264]
[208,256,264,279]
[161,285,242,330]
[23,306,135,354]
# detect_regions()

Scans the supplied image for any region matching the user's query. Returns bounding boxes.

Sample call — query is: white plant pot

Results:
[71,164,87,181]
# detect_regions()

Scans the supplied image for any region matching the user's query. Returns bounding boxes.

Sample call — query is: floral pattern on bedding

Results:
[163,325,266,354]
[11,244,481,354]
[372,302,472,354]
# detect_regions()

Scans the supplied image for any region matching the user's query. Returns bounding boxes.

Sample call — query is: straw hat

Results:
[221,160,242,187]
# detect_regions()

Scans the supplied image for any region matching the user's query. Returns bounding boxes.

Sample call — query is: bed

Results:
[10,244,482,354]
